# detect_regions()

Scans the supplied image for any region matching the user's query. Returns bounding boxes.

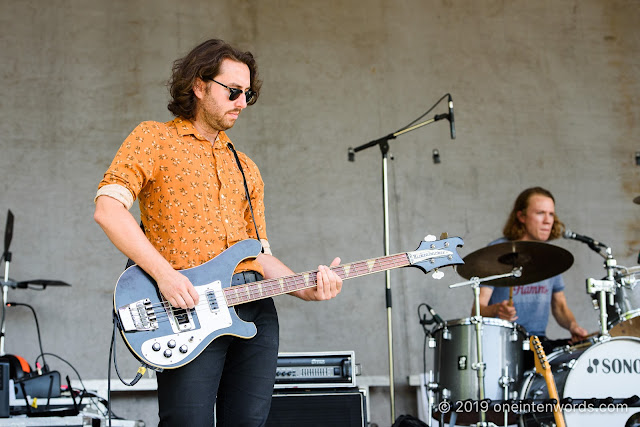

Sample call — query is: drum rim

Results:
[620,308,640,321]
[435,316,526,333]
[548,335,640,361]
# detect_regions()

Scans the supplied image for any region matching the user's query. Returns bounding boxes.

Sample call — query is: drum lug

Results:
[509,329,520,342]
[471,361,486,371]
[441,388,451,400]
[499,374,515,387]
[442,328,451,340]
[557,359,577,372]
[522,339,530,351]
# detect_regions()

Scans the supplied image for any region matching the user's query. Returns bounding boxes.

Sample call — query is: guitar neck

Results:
[530,336,566,427]
[224,252,411,307]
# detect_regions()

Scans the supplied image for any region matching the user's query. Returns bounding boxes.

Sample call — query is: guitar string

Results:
[131,248,460,328]
[137,254,411,324]
[127,253,457,328]
[123,254,417,326]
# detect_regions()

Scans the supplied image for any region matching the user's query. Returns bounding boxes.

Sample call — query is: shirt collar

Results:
[172,117,234,150]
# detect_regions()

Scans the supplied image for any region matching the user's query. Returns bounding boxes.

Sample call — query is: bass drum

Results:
[432,317,527,425]
[519,336,640,426]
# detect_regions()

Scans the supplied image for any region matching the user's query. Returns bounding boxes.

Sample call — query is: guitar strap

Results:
[227,143,263,249]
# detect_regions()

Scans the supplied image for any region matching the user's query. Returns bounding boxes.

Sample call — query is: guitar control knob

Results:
[179,345,188,354]
[167,340,176,348]
[152,343,161,352]
[163,349,172,358]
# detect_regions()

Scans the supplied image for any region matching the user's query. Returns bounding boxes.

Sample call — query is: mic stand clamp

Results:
[585,246,619,336]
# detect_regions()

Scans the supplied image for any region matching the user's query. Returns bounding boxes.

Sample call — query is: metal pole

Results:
[382,151,395,424]
[1,259,9,356]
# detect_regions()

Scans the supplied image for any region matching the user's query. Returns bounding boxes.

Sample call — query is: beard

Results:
[201,106,239,132]
[197,86,241,132]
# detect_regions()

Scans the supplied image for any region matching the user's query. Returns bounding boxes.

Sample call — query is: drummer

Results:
[472,187,588,352]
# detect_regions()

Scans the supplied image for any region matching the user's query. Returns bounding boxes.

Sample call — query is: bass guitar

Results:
[114,236,463,369]
[530,335,566,427]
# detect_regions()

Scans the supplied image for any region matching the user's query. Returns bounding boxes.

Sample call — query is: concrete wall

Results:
[1,0,638,425]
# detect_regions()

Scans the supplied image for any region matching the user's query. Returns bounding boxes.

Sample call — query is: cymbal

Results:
[16,279,72,289]
[634,196,640,205]
[456,241,574,287]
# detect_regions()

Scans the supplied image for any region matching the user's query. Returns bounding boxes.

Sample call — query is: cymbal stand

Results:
[450,268,522,426]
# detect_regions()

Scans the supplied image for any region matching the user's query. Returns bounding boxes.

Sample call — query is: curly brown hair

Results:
[502,187,565,241]
[167,39,262,119]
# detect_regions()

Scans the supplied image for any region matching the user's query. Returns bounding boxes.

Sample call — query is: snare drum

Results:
[432,317,527,424]
[519,336,640,426]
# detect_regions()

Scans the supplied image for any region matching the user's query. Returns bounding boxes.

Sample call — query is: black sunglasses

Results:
[209,79,256,103]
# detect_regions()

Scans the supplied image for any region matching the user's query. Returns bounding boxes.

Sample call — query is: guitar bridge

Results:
[118,298,158,332]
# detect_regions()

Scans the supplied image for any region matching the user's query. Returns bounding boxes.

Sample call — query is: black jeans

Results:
[157,275,279,427]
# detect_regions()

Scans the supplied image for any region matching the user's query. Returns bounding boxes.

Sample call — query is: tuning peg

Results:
[424,235,436,242]
[432,269,444,280]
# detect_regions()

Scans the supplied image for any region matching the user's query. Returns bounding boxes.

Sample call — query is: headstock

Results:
[407,235,464,275]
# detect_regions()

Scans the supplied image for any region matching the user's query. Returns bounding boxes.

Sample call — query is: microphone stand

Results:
[1,210,14,356]
[348,104,451,424]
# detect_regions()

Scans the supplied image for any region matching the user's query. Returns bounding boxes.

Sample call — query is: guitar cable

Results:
[108,311,147,417]
[6,302,113,419]
[6,302,49,372]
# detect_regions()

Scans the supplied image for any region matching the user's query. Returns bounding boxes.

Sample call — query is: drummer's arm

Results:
[551,291,588,341]
[472,287,517,321]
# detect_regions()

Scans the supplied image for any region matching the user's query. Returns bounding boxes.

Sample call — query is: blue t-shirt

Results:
[482,237,564,336]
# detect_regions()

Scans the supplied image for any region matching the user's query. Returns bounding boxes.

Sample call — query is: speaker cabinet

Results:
[266,388,367,427]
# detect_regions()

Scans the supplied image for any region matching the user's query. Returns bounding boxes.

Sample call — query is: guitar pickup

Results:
[118,298,158,332]
[170,307,195,332]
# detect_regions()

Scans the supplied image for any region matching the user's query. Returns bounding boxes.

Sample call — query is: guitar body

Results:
[114,239,262,370]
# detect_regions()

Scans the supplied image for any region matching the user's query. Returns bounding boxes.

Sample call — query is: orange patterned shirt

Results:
[98,117,267,274]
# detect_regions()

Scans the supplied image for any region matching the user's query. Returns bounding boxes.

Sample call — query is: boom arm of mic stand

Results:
[348,115,446,161]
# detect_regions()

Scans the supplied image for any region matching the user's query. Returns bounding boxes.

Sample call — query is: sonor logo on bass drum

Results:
[586,358,640,374]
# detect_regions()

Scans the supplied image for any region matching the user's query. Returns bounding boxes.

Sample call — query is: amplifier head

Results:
[274,350,356,389]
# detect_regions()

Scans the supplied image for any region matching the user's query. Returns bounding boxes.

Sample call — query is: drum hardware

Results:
[586,277,616,336]
[499,367,515,427]
[436,269,523,426]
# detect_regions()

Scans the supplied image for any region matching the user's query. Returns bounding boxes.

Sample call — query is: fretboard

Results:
[224,252,411,306]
